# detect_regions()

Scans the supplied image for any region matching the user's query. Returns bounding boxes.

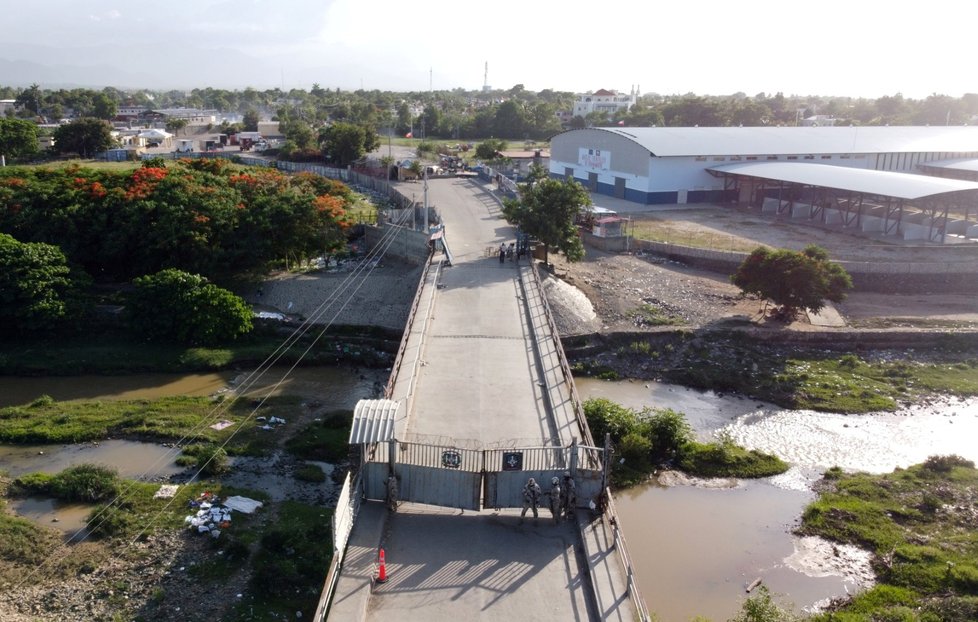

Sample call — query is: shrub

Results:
[923,455,975,473]
[645,408,693,462]
[50,464,119,503]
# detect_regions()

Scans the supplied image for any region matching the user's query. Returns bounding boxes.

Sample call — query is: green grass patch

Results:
[679,439,789,479]
[285,410,352,463]
[12,464,120,503]
[294,464,327,483]
[0,325,394,376]
[801,457,978,619]
[631,217,763,252]
[627,303,684,327]
[0,394,302,453]
[227,501,333,621]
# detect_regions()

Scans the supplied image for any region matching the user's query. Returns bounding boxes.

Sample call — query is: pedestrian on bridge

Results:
[499,243,506,264]
[521,477,542,521]
[548,477,562,524]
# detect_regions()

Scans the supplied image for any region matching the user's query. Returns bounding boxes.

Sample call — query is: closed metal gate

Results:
[397,441,483,510]
[362,440,605,512]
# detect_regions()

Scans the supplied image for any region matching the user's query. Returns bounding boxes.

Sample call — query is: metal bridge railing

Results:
[313,471,363,621]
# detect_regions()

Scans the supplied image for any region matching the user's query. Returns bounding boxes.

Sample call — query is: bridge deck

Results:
[328,178,639,621]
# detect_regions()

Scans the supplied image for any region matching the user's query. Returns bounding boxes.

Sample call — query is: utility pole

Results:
[423,167,429,232]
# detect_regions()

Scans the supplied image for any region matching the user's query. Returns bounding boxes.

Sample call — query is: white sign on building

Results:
[579,148,611,171]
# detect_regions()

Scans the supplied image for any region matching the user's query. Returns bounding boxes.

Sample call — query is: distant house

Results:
[495,149,550,179]
[0,99,17,116]
[257,121,284,140]
[146,108,218,124]
[571,88,638,119]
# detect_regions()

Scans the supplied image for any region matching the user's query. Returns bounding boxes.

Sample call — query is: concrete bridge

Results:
[318,177,648,621]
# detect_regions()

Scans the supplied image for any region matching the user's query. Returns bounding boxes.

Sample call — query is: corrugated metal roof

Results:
[709,162,978,200]
[560,126,978,157]
[918,158,978,173]
[349,399,400,444]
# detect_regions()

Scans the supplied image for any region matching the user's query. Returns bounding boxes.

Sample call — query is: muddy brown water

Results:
[576,377,978,622]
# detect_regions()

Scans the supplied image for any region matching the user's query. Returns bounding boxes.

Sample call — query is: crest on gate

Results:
[502,451,523,471]
[441,450,462,469]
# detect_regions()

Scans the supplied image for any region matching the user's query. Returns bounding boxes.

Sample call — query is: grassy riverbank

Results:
[800,457,978,621]
[0,323,397,377]
[0,394,301,456]
[571,332,978,413]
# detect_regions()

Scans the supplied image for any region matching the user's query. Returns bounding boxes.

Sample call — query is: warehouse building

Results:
[549,127,978,243]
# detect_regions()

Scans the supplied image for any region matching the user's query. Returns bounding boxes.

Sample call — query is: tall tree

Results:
[0,118,39,161]
[319,122,378,166]
[731,245,852,320]
[503,165,591,264]
[52,118,115,157]
[165,118,189,137]
[0,233,79,336]
[91,92,117,120]
[242,108,260,132]
[128,268,252,346]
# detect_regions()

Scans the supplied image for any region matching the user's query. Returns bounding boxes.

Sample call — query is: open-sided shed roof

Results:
[917,158,978,173]
[572,126,978,158]
[349,399,400,444]
[708,162,978,200]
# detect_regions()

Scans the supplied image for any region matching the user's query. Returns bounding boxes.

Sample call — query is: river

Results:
[576,377,978,622]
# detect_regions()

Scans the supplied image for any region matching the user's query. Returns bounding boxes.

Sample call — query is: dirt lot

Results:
[545,205,978,334]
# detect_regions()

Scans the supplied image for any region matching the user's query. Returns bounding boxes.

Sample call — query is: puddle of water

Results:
[7,496,93,539]
[0,440,185,480]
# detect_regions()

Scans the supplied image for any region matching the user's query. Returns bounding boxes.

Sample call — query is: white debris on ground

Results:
[183,492,263,538]
[540,272,599,335]
[153,484,180,499]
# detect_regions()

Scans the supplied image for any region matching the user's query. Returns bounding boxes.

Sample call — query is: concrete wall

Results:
[364,223,431,265]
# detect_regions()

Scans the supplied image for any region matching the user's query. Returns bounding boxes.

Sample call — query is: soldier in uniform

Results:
[548,476,562,524]
[521,477,542,520]
[561,471,577,520]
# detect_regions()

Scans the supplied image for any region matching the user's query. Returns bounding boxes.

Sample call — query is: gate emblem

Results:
[502,451,523,471]
[441,450,462,469]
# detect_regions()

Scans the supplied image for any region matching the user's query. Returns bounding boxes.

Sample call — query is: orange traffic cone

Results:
[376,548,389,584]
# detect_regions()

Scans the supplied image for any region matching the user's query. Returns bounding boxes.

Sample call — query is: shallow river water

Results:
[576,377,978,622]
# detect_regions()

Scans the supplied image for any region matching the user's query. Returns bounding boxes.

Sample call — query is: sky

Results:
[1,0,974,99]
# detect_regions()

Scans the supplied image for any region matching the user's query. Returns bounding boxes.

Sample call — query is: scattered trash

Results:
[269,416,286,425]
[210,419,234,431]
[153,484,179,499]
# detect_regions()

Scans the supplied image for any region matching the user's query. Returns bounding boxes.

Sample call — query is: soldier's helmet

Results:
[528,478,536,486]
[551,477,559,485]
[563,471,571,478]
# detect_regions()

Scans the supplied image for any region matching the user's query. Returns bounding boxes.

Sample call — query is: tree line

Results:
[4,83,976,144]
[0,158,354,342]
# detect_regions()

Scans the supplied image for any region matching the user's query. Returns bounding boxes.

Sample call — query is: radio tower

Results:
[482,61,491,92]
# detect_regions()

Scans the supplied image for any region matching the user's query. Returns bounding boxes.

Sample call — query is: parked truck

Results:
[236,131,263,152]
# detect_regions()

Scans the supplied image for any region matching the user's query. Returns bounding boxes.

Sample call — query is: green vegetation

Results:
[285,410,353,463]
[129,269,253,346]
[294,464,327,483]
[627,303,684,327]
[0,232,87,337]
[0,159,353,285]
[0,324,395,376]
[52,118,115,157]
[0,118,39,162]
[503,164,592,263]
[580,333,978,413]
[13,464,120,503]
[0,394,301,452]
[228,501,333,621]
[801,457,978,621]
[583,397,787,486]
[731,245,853,319]
[631,217,762,253]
